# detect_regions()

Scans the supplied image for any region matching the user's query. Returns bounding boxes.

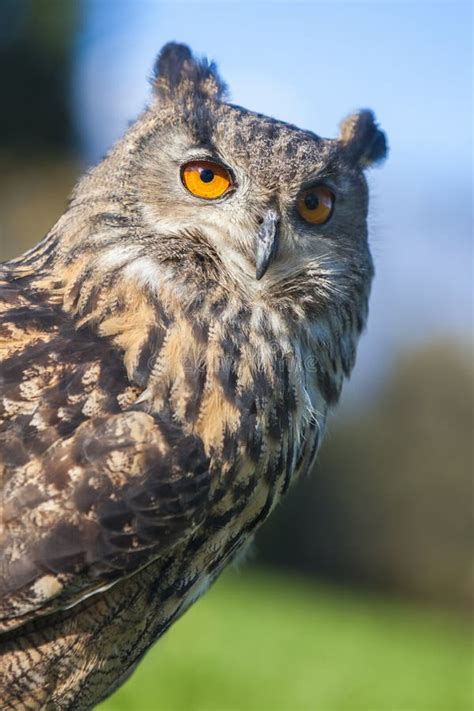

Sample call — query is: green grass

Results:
[99,568,472,711]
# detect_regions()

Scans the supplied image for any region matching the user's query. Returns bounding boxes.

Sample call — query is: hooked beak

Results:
[255,209,280,280]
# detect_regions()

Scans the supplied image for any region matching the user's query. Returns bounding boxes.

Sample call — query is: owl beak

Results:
[255,209,280,280]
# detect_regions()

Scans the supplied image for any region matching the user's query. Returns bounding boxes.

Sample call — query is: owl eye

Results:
[181,160,233,199]
[297,186,335,225]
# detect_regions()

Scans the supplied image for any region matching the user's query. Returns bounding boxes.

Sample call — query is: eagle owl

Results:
[0,43,387,708]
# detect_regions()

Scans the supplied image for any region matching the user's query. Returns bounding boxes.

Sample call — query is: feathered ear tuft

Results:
[338,110,388,168]
[152,42,227,101]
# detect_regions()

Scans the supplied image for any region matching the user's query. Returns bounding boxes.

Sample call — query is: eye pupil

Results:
[304,192,319,210]
[200,168,214,183]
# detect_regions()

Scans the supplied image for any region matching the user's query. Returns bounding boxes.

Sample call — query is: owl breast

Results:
[133,296,330,525]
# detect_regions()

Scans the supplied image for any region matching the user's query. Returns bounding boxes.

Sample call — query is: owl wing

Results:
[0,272,210,633]
[0,410,210,633]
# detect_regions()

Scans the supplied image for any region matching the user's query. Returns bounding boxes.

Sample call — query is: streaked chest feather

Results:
[0,269,330,525]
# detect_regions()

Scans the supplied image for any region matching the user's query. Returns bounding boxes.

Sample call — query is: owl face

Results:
[137,105,367,284]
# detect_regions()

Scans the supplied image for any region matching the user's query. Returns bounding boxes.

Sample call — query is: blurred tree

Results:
[0,0,79,259]
[257,341,473,608]
[0,159,78,259]
[0,0,77,153]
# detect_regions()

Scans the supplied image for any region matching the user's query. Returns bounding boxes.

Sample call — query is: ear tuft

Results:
[339,110,388,168]
[153,43,193,89]
[152,42,227,100]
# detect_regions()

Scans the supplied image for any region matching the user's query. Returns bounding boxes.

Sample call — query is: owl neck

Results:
[8,215,360,461]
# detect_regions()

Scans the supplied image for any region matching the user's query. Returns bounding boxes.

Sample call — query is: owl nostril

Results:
[257,216,264,225]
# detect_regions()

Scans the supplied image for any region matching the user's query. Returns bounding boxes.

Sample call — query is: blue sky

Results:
[73,1,472,397]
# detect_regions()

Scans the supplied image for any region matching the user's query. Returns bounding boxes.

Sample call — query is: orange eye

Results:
[297,186,335,225]
[181,160,232,199]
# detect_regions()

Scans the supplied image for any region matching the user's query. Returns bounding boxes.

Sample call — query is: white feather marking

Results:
[96,245,142,269]
[123,257,160,288]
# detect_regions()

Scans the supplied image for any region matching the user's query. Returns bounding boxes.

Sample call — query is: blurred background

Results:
[0,1,472,709]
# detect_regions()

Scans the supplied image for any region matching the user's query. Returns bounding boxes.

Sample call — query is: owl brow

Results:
[187,143,216,153]
[181,147,230,169]
[297,173,338,195]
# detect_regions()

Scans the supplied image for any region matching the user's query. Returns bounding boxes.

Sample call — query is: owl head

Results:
[53,43,387,334]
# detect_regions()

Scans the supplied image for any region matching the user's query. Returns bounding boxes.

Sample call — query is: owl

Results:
[0,43,387,708]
